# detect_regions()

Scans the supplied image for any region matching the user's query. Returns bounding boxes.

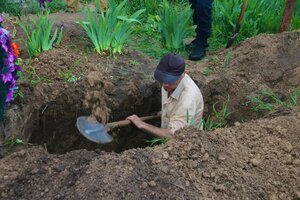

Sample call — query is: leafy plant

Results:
[289,87,300,106]
[47,0,67,12]
[4,136,25,147]
[18,11,63,57]
[203,95,231,130]
[13,88,24,99]
[244,90,288,113]
[201,116,215,131]
[210,0,300,50]
[145,137,168,147]
[202,66,214,76]
[79,0,145,54]
[244,88,300,114]
[59,60,81,82]
[223,48,232,68]
[154,0,194,51]
[0,0,23,16]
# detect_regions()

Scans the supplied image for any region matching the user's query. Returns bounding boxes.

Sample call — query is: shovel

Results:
[76,114,161,144]
[226,0,248,48]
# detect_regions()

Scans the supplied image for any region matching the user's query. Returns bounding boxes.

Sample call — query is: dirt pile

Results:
[0,106,299,199]
[188,30,300,123]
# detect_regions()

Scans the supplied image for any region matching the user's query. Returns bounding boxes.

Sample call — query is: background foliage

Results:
[0,0,299,57]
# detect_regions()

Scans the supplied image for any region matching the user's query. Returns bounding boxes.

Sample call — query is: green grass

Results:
[202,95,231,130]
[59,59,82,83]
[289,87,300,106]
[4,136,25,147]
[209,0,300,50]
[19,65,51,86]
[244,89,300,115]
[0,0,22,16]
[126,0,300,56]
[0,0,67,16]
[145,137,168,146]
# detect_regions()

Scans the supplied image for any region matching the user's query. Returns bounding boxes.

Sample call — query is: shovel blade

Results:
[76,116,113,144]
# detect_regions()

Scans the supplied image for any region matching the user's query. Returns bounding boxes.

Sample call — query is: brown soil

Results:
[0,13,299,199]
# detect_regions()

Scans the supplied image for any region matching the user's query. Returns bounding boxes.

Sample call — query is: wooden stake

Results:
[279,0,296,33]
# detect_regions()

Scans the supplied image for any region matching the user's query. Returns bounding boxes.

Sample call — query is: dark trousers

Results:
[189,0,213,48]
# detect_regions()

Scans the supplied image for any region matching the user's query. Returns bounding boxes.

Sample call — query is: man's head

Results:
[154,53,185,92]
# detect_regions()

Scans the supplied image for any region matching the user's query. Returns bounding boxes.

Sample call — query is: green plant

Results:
[213,95,231,127]
[209,0,300,50]
[115,0,186,21]
[0,0,23,16]
[4,136,25,147]
[59,60,81,82]
[13,89,24,99]
[201,116,215,131]
[202,66,214,76]
[79,0,145,54]
[47,0,68,12]
[20,66,51,86]
[203,95,231,130]
[155,0,194,51]
[223,48,232,68]
[244,90,288,113]
[18,11,63,57]
[145,137,168,147]
[289,87,300,106]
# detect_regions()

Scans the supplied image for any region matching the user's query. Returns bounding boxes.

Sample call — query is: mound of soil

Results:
[0,107,299,199]
[0,13,299,199]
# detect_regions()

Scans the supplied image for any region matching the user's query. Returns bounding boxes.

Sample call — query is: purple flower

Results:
[1,43,7,52]
[7,52,14,62]
[0,15,2,23]
[5,90,13,103]
[9,79,16,88]
[15,65,24,76]
[0,73,13,84]
[39,0,52,8]
[0,19,23,105]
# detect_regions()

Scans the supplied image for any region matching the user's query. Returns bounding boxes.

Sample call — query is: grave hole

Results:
[25,88,161,154]
[24,84,269,154]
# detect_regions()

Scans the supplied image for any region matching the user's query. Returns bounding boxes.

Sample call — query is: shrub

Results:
[79,0,145,54]
[155,0,194,51]
[18,11,63,57]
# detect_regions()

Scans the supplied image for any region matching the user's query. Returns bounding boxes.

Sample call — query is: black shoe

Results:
[185,39,196,49]
[189,46,206,61]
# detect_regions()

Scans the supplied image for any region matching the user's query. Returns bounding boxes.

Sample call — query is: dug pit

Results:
[25,86,161,154]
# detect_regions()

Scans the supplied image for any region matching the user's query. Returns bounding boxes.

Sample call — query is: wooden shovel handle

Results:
[107,114,161,129]
[226,0,248,48]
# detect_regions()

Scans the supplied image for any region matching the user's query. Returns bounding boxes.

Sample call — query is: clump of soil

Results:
[0,13,299,199]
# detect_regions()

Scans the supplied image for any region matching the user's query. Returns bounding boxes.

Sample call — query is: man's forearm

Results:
[140,122,173,139]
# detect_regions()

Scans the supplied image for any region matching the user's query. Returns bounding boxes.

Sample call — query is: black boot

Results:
[185,39,196,50]
[189,46,206,61]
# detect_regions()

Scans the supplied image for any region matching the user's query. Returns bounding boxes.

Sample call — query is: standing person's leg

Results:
[188,0,197,46]
[189,0,213,61]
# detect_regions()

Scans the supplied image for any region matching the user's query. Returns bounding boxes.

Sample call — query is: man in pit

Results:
[126,53,204,138]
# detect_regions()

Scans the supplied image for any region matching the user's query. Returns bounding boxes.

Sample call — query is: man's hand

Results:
[126,114,173,138]
[126,115,144,129]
